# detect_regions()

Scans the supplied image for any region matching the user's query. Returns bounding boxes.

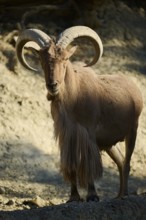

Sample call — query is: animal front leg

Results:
[67,172,83,202]
[86,182,99,202]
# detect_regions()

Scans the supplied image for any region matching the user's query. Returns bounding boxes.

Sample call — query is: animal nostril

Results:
[47,82,58,91]
[53,82,58,87]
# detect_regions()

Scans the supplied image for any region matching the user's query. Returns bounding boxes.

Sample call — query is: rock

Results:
[137,187,146,195]
[6,199,15,206]
[0,187,6,194]
[23,196,47,207]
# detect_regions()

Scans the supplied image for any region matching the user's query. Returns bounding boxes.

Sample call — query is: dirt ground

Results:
[0,0,146,213]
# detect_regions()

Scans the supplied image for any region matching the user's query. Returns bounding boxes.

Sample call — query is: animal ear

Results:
[66,45,78,59]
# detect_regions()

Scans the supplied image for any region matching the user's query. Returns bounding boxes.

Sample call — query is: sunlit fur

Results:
[40,42,143,194]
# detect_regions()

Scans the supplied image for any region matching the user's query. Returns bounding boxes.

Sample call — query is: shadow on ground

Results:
[0,138,145,201]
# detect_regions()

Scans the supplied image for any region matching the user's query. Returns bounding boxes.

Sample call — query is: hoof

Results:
[86,195,99,202]
[115,193,129,199]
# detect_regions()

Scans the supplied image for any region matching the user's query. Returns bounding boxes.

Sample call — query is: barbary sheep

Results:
[16,26,143,202]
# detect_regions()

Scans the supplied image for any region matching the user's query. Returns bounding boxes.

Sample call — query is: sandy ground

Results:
[0,1,146,211]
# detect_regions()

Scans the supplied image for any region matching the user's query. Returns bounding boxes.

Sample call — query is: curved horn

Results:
[16,29,51,71]
[56,26,103,66]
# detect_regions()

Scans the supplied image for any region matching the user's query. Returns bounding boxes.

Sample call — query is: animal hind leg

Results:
[106,145,124,197]
[122,125,138,196]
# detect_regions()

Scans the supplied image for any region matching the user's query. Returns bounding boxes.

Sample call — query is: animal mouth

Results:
[48,87,59,96]
[47,83,59,96]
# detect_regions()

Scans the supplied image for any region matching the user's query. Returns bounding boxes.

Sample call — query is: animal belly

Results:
[96,125,125,149]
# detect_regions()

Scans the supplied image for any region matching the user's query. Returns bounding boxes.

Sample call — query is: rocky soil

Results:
[0,0,145,216]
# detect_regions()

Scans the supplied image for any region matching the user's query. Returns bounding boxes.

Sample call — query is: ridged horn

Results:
[16,29,51,71]
[56,26,103,66]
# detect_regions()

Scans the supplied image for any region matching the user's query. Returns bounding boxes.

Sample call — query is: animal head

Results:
[38,44,77,95]
[16,26,103,96]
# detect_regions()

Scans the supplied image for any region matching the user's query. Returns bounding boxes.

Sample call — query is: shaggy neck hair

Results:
[51,61,103,187]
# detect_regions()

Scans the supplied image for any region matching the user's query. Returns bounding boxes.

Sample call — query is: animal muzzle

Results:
[46,82,59,95]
